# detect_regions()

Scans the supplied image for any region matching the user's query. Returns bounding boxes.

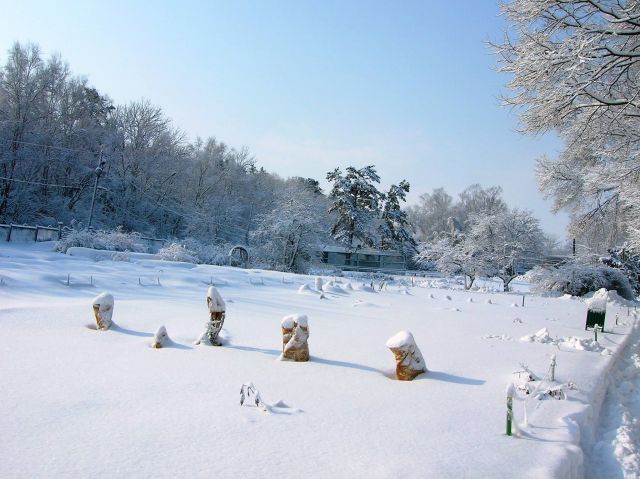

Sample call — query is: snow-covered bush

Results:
[528,260,635,300]
[157,242,198,263]
[600,249,640,295]
[178,238,229,265]
[157,238,229,265]
[57,227,146,253]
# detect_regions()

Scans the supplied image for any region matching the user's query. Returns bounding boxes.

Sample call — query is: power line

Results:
[0,176,83,190]
[5,139,98,155]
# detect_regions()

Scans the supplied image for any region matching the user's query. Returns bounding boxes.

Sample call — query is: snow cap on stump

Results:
[151,325,170,348]
[92,292,114,330]
[207,286,226,313]
[386,330,427,381]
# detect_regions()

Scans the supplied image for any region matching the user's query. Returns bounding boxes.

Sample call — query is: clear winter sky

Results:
[0,0,570,238]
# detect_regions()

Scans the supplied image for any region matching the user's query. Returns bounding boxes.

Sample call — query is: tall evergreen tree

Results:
[326,165,383,248]
[379,180,417,254]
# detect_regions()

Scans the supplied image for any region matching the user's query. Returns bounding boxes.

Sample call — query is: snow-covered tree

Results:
[251,181,330,272]
[379,180,417,255]
[466,209,544,291]
[415,234,490,289]
[494,0,640,251]
[416,209,544,291]
[406,188,455,241]
[408,184,508,241]
[454,184,507,228]
[326,166,383,248]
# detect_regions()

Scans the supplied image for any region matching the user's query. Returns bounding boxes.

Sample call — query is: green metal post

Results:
[506,384,515,436]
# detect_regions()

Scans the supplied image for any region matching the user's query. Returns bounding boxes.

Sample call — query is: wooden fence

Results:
[0,223,166,253]
[0,223,63,242]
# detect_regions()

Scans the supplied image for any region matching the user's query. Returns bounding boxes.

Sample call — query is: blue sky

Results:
[0,0,569,237]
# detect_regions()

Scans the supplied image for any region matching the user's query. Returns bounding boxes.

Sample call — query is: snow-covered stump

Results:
[386,331,427,381]
[315,277,323,291]
[206,286,226,346]
[280,314,310,362]
[151,326,170,349]
[92,292,114,331]
[585,288,607,331]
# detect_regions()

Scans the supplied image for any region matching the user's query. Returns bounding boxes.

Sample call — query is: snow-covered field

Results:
[0,242,637,478]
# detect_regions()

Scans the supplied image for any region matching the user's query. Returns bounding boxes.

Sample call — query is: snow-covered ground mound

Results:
[0,242,636,478]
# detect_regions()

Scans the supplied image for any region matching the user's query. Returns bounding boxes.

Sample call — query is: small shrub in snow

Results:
[57,227,146,254]
[386,330,427,381]
[239,382,270,412]
[156,238,229,266]
[157,242,197,263]
[528,260,634,300]
[92,292,114,330]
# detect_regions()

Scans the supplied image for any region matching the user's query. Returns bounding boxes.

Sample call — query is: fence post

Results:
[506,383,515,436]
[58,222,63,240]
[7,223,12,242]
[35,225,39,242]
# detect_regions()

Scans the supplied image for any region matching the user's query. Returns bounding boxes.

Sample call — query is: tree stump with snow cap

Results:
[280,314,310,362]
[151,326,170,348]
[386,330,427,381]
[206,286,226,345]
[92,292,114,330]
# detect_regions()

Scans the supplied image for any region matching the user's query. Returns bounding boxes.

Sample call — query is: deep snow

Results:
[0,242,637,478]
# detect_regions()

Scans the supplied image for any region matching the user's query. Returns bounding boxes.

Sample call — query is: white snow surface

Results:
[0,242,638,478]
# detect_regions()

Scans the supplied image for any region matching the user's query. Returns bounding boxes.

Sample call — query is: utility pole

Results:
[88,148,106,229]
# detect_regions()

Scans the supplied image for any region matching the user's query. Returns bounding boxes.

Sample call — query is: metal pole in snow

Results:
[506,384,515,436]
[522,295,525,307]
[87,148,105,229]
